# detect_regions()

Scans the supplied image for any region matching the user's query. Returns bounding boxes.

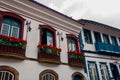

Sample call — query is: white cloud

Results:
[34,0,120,29]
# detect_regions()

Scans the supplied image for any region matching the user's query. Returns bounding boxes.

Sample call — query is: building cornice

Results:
[0,0,82,35]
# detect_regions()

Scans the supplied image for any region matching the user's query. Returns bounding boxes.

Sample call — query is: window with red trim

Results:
[0,12,25,39]
[40,25,56,47]
[67,34,79,52]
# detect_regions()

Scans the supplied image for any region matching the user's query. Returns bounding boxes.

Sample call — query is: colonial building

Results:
[79,19,120,80]
[0,0,85,80]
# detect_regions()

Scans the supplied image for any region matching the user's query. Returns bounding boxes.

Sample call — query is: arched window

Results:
[40,69,58,80]
[0,71,14,80]
[66,34,80,52]
[40,25,56,47]
[0,66,19,80]
[0,11,25,39]
[42,73,55,80]
[72,72,85,80]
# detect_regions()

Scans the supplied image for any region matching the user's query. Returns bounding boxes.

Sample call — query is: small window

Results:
[94,32,101,42]
[88,62,99,80]
[0,71,14,80]
[0,12,25,39]
[83,29,92,44]
[1,16,21,38]
[11,26,20,38]
[0,66,19,80]
[42,73,55,80]
[68,37,77,52]
[1,23,10,36]
[40,25,56,47]
[100,64,109,80]
[40,70,58,80]
[103,34,110,44]
[111,36,118,45]
[67,34,79,52]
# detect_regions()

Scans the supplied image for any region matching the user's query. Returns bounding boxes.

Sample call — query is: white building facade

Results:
[0,0,86,80]
[79,19,120,80]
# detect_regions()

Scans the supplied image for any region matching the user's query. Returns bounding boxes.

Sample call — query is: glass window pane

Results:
[42,73,55,80]
[5,72,9,80]
[0,72,2,80]
[100,64,109,80]
[11,26,19,38]
[89,63,98,80]
[111,36,118,45]
[94,32,101,42]
[84,29,92,44]
[68,38,77,52]
[103,34,110,44]
[47,31,53,46]
[1,24,10,36]
[0,71,14,80]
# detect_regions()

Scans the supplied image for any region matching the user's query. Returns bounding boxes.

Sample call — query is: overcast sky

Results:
[35,0,120,29]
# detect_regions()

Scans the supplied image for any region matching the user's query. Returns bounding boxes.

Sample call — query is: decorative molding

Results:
[0,0,81,35]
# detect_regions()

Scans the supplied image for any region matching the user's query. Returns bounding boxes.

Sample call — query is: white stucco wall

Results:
[0,4,85,80]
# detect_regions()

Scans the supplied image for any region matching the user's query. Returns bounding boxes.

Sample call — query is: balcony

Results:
[95,42,120,55]
[0,45,26,59]
[0,35,27,60]
[68,52,85,68]
[38,44,61,64]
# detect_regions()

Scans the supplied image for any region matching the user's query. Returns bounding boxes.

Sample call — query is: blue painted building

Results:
[79,19,120,80]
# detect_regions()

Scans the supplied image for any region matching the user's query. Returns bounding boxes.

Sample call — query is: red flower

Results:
[68,51,84,56]
[38,44,62,52]
[0,34,3,38]
[0,34,27,44]
[57,48,62,52]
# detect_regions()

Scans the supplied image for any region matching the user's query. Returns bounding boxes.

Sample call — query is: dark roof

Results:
[29,0,78,23]
[78,19,120,32]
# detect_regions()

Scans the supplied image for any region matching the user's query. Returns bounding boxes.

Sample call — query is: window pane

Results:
[5,72,9,80]
[103,34,110,44]
[0,72,2,80]
[100,64,109,80]
[94,32,101,42]
[89,63,98,80]
[68,38,77,52]
[1,24,10,36]
[47,31,53,46]
[11,26,19,38]
[111,36,118,45]
[84,29,92,44]
[42,73,55,80]
[0,71,14,80]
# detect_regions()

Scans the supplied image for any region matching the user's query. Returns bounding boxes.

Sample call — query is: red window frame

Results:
[39,25,56,47]
[0,11,25,39]
[66,34,80,52]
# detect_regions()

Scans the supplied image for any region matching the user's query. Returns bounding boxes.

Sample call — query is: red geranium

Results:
[68,51,84,56]
[38,44,62,52]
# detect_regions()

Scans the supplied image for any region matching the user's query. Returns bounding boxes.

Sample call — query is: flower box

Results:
[0,35,27,59]
[38,44,61,64]
[68,52,85,67]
